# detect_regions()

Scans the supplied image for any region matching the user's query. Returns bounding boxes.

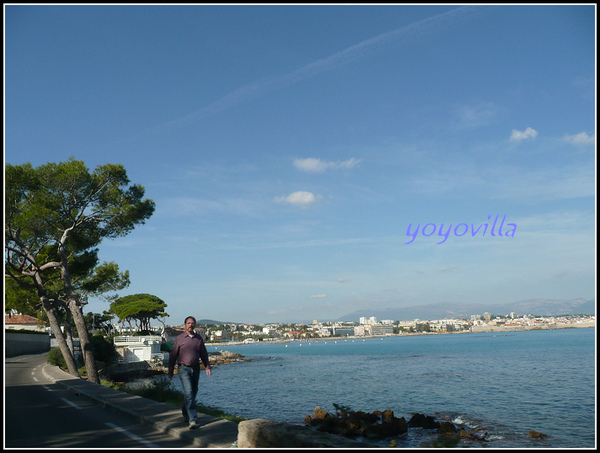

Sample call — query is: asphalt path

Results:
[4,352,194,448]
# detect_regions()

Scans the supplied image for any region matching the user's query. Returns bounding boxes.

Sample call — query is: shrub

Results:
[90,334,118,364]
[123,378,184,406]
[47,347,67,368]
[47,346,84,370]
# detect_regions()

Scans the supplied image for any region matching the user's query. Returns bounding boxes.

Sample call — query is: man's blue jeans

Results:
[178,364,200,423]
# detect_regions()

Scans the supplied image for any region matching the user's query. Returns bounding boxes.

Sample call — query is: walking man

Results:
[168,316,212,429]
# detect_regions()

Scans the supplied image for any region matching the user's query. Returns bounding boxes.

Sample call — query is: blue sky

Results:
[5,5,596,324]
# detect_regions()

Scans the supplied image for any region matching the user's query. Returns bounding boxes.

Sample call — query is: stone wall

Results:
[5,331,50,356]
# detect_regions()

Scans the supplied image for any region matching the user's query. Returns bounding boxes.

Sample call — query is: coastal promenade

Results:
[42,363,239,448]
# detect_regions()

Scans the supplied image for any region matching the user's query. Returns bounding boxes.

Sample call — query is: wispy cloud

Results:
[438,265,460,273]
[563,131,595,147]
[408,160,593,201]
[510,127,538,142]
[454,102,499,129]
[158,6,486,131]
[158,195,265,217]
[274,191,322,208]
[294,157,361,173]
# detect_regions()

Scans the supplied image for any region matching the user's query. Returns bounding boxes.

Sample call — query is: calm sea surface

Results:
[168,328,596,448]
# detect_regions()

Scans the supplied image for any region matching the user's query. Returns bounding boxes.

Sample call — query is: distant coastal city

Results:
[180,312,596,344]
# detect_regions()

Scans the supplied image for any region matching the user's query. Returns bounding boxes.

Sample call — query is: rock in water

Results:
[528,430,549,439]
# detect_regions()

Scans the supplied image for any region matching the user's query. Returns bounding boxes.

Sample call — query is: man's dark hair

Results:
[185,316,196,324]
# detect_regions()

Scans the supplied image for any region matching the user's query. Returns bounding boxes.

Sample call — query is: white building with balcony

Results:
[113,335,166,363]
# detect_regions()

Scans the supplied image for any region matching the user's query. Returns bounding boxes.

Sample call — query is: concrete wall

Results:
[5,331,51,357]
[237,419,376,448]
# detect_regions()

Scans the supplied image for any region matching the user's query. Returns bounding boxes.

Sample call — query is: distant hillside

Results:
[337,298,595,322]
[196,319,236,326]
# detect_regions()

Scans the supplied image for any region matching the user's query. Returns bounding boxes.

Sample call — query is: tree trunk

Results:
[57,239,100,384]
[40,296,80,377]
[67,298,100,384]
[64,308,76,358]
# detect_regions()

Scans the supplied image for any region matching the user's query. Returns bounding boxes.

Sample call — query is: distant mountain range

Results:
[336,298,596,323]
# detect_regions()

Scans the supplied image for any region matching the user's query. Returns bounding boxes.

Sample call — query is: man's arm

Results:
[167,337,180,378]
[198,337,212,377]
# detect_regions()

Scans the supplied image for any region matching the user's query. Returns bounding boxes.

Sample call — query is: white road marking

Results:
[105,422,160,448]
[61,397,83,410]
[42,385,56,391]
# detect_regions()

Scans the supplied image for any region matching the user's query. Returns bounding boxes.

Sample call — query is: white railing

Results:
[113,335,162,344]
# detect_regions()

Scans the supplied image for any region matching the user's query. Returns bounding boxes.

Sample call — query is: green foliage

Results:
[109,293,168,331]
[121,378,184,406]
[90,334,118,363]
[47,347,84,369]
[196,404,247,424]
[101,379,123,390]
[80,262,130,300]
[6,159,155,243]
[85,312,115,335]
[47,347,67,368]
[5,158,154,286]
[333,403,353,417]
[4,278,44,318]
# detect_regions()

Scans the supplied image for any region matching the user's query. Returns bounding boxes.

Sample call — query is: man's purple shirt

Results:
[168,332,210,374]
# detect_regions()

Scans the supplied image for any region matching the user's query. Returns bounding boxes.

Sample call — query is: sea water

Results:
[169,328,596,448]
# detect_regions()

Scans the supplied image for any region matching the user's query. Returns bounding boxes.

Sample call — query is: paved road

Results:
[4,352,195,448]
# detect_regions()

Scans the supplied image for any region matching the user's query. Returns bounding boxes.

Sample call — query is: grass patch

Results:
[102,376,246,423]
[196,403,247,424]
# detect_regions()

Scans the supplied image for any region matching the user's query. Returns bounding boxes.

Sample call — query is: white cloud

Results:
[337,158,362,169]
[274,191,321,208]
[438,265,460,273]
[294,158,328,173]
[294,157,361,173]
[454,102,498,129]
[510,127,538,142]
[310,294,327,299]
[563,132,595,147]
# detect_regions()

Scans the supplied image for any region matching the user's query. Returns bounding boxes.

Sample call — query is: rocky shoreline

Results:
[304,406,549,447]
[104,350,249,384]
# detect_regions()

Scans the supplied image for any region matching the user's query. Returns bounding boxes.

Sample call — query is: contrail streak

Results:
[158,6,487,131]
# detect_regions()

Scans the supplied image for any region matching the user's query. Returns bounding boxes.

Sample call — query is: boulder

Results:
[238,419,375,448]
[408,413,440,429]
[437,421,457,434]
[528,430,549,440]
[313,406,331,421]
[459,429,489,442]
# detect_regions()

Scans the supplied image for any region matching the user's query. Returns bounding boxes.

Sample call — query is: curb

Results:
[42,363,238,448]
